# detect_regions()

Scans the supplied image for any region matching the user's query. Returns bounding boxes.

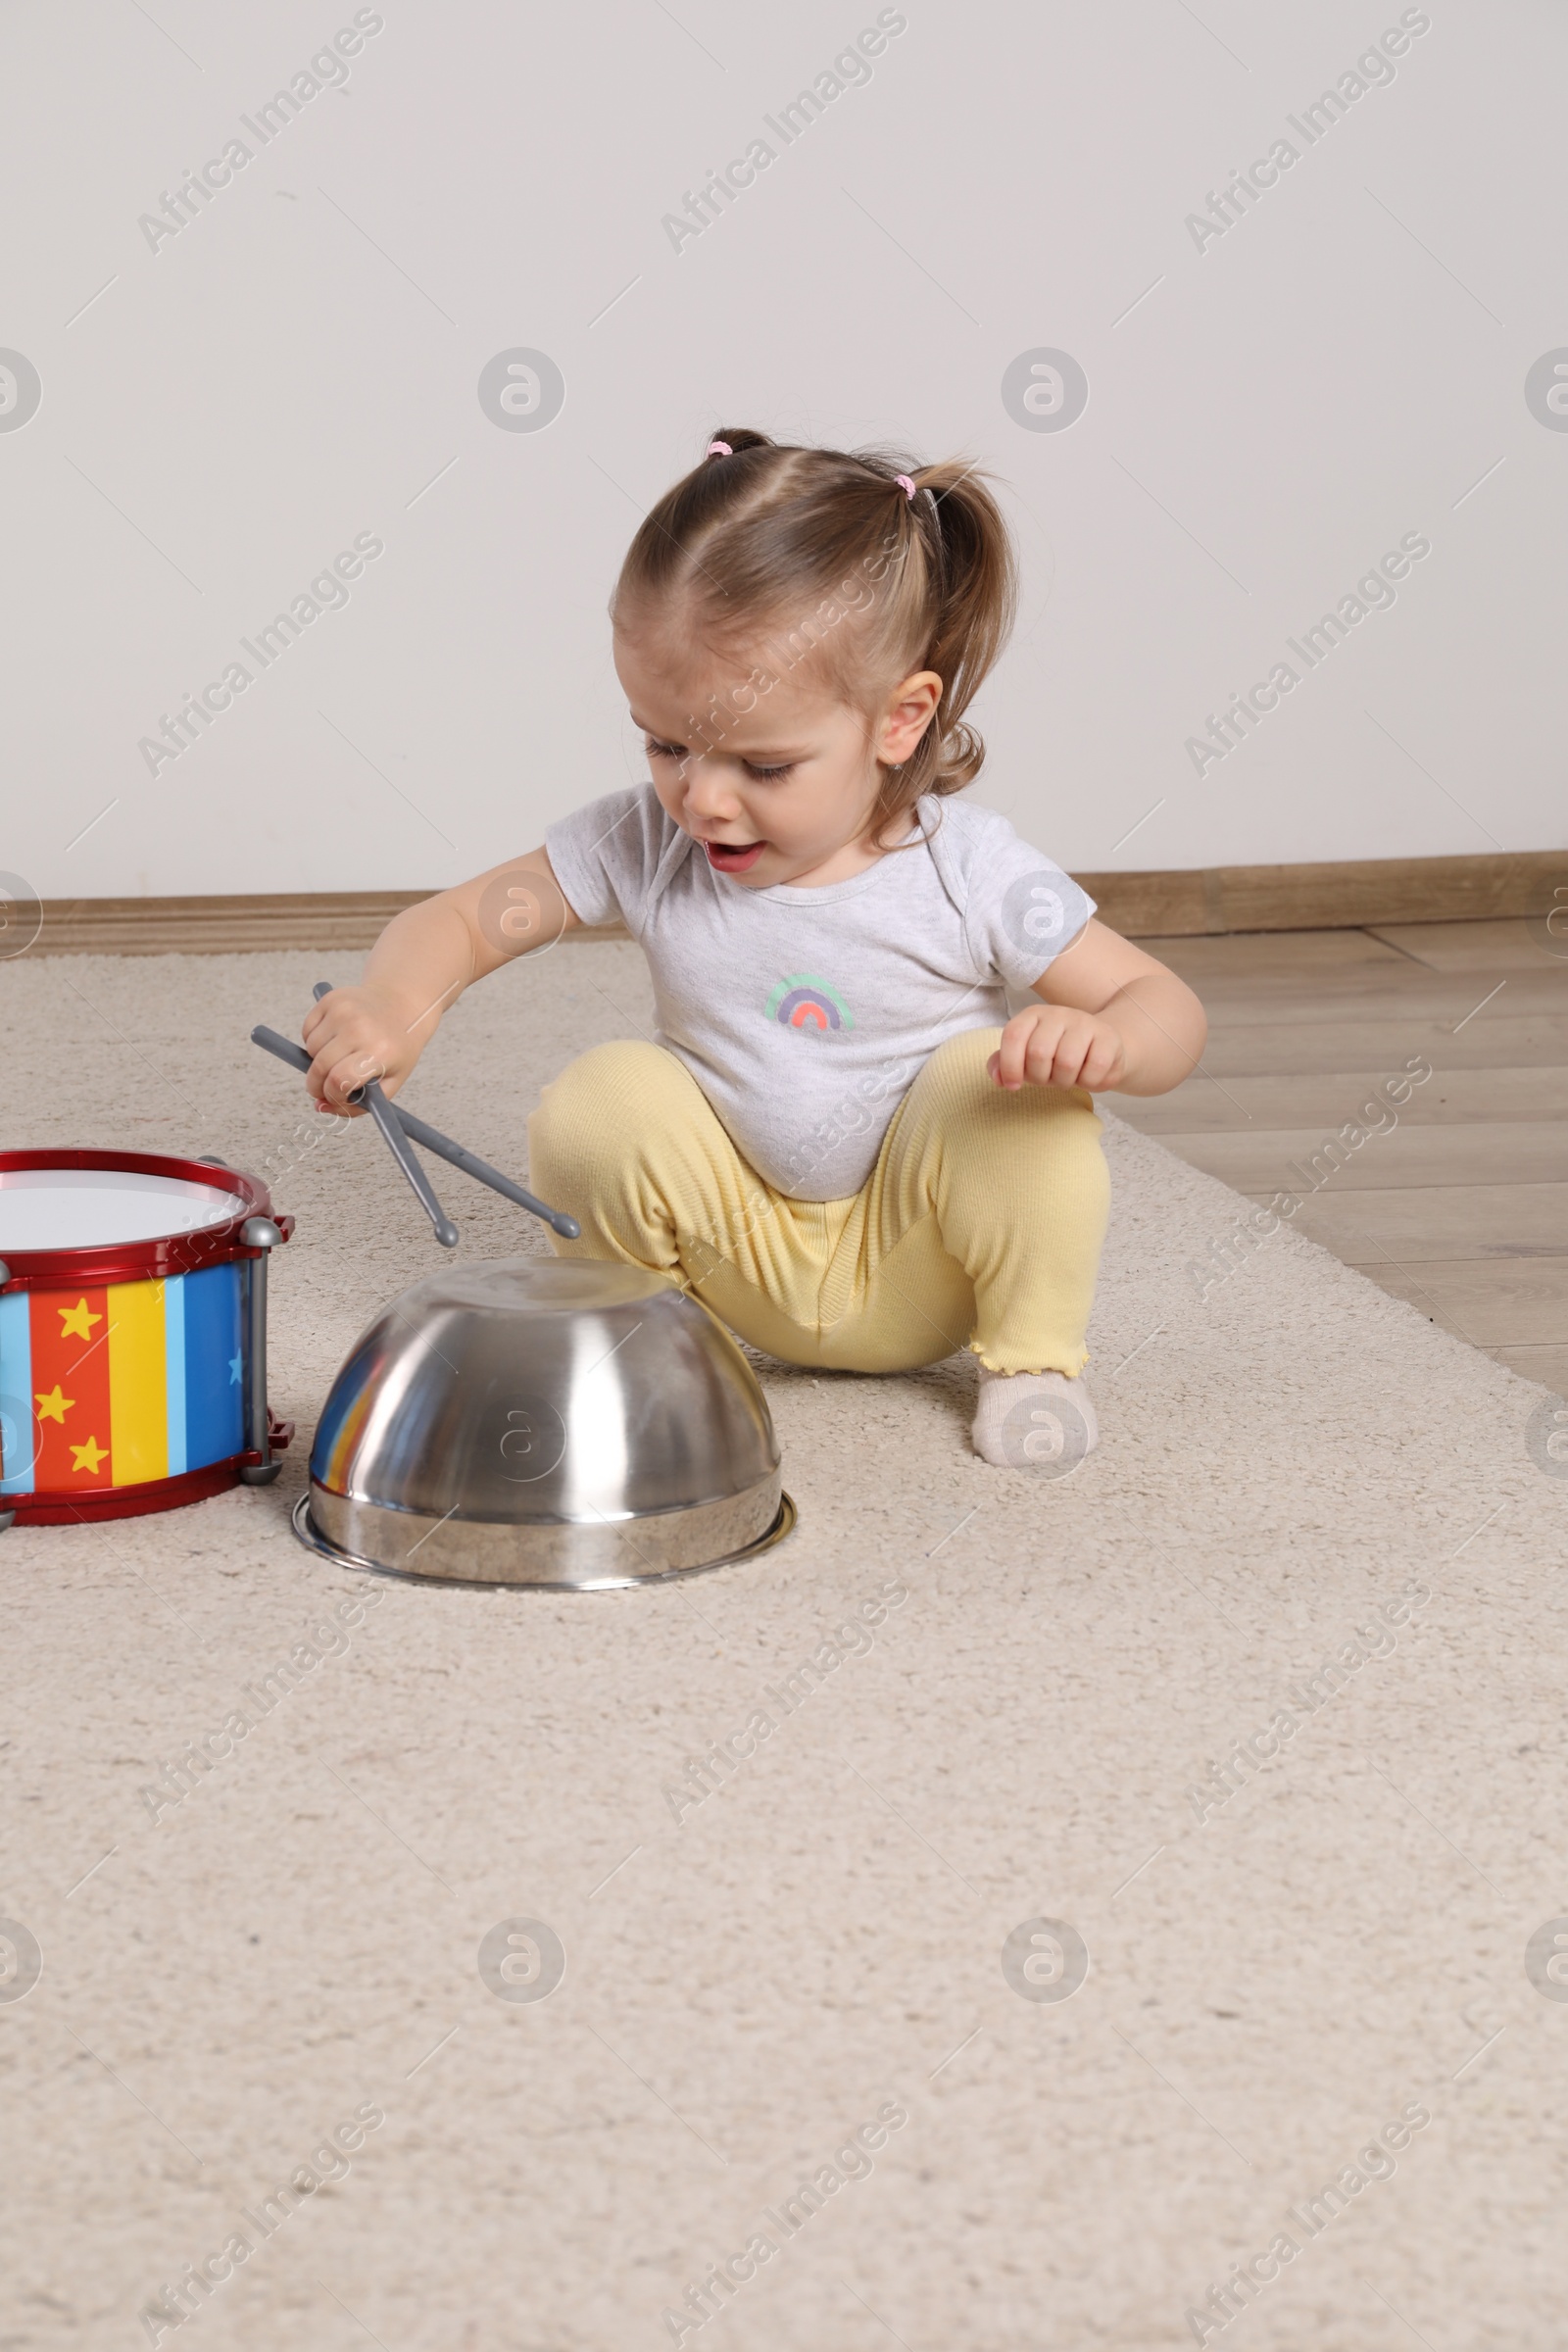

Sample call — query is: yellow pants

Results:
[526,1028,1109,1377]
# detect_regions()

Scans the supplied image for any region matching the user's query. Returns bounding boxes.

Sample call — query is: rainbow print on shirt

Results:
[765,975,853,1036]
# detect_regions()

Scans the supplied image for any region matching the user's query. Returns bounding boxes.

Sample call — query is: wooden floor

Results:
[1111,917,1568,1398]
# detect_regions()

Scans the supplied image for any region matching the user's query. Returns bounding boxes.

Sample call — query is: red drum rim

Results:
[0,1150,292,1291]
[2,1411,295,1526]
[6,1456,247,1525]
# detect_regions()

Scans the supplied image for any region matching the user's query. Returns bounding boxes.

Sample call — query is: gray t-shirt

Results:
[544,786,1095,1200]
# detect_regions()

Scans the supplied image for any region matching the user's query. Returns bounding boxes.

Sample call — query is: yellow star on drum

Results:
[71,1436,110,1476]
[34,1386,74,1424]
[58,1298,102,1342]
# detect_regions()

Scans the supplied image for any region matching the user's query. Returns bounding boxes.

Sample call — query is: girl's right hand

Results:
[302,984,423,1114]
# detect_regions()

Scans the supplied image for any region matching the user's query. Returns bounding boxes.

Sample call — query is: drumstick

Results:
[312,981,460,1250]
[369,1103,581,1242]
[249,1024,581,1240]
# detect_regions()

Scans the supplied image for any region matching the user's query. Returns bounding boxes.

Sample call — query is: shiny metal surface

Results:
[299,1257,792,1586]
[291,1489,798,1592]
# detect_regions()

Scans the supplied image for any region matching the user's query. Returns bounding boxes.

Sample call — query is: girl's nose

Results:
[682,760,743,821]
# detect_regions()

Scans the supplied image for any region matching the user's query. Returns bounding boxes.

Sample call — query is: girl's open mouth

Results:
[704,839,766,873]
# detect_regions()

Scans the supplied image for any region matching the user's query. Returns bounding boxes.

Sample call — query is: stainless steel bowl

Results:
[292,1257,795,1588]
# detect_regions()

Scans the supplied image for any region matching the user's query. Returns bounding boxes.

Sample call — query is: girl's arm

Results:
[988,918,1206,1098]
[301,848,585,1112]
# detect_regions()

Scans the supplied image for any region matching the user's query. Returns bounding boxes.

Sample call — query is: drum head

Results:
[0,1164,251,1251]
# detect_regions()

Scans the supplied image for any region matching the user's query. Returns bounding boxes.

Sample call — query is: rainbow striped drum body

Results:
[0,1152,293,1526]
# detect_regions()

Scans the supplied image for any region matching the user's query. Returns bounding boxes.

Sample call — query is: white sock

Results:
[970,1362,1098,1473]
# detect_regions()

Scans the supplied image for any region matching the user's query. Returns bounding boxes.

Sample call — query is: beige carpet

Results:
[3,944,1566,2352]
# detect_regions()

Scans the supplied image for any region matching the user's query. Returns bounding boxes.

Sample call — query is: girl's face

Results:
[613,624,941,890]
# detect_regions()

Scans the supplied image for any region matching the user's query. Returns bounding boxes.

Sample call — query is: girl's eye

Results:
[644,736,793,781]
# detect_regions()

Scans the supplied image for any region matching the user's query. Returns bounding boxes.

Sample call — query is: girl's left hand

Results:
[988,1002,1128,1092]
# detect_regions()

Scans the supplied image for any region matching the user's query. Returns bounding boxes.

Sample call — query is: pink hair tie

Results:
[707,439,733,458]
[894,473,917,500]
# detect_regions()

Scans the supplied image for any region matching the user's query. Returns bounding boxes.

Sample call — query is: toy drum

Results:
[0,1152,294,1528]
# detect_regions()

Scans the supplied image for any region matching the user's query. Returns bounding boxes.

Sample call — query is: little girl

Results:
[302,428,1206,1467]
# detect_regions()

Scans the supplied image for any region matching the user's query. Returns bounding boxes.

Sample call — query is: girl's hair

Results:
[610,426,1018,850]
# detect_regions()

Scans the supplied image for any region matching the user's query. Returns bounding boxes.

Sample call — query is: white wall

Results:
[2,0,1564,905]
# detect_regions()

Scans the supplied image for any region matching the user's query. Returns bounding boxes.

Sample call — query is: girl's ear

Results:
[877,669,943,765]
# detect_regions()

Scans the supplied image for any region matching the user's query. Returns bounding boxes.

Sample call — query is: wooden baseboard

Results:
[1078,849,1566,938]
[12,849,1566,956]
[14,892,432,958]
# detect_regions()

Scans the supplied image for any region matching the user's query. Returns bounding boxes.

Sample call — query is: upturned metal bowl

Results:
[291,1257,795,1588]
